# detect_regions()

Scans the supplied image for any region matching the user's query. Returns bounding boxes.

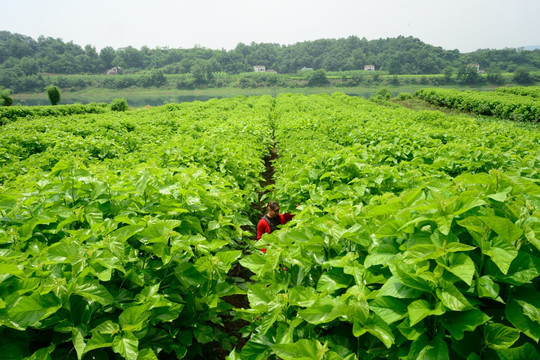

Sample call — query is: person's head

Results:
[266,201,280,217]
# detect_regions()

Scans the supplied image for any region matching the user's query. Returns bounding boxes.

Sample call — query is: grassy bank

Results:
[11,83,510,107]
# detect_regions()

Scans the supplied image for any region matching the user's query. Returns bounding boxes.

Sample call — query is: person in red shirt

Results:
[256,201,294,253]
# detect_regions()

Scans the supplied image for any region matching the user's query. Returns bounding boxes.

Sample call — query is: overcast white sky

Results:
[3,0,539,53]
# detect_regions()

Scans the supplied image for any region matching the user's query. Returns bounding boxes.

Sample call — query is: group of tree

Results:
[1,31,539,93]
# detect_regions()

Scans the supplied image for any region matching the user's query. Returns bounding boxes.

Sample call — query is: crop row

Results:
[0,102,111,126]
[415,88,540,122]
[235,93,540,359]
[0,97,275,359]
[496,86,540,99]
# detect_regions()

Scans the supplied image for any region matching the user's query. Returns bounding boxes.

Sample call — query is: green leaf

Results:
[444,242,476,253]
[436,280,473,311]
[363,244,398,268]
[353,314,394,349]
[479,216,523,243]
[109,225,145,242]
[407,299,445,326]
[298,296,342,325]
[137,348,159,360]
[506,287,540,342]
[92,320,120,335]
[119,305,151,332]
[485,236,518,275]
[417,335,449,360]
[476,275,500,299]
[272,339,326,360]
[316,271,352,293]
[215,250,242,273]
[378,276,424,299]
[289,286,318,307]
[484,323,520,350]
[440,310,490,340]
[497,343,540,360]
[442,253,475,286]
[112,333,139,360]
[408,335,449,360]
[0,263,25,278]
[72,328,86,360]
[84,332,113,353]
[369,296,408,324]
[72,280,114,305]
[247,283,277,312]
[173,262,207,288]
[194,325,215,344]
[6,293,62,330]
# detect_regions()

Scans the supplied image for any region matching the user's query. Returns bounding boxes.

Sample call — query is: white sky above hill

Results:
[3,0,540,53]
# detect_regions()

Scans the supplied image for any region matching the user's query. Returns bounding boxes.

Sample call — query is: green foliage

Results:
[307,69,329,86]
[0,102,109,126]
[1,93,540,359]
[415,88,540,122]
[0,88,13,106]
[396,92,413,100]
[46,85,61,105]
[457,64,482,84]
[513,67,533,85]
[375,88,392,100]
[235,93,540,360]
[0,96,275,358]
[110,98,128,112]
[496,86,540,98]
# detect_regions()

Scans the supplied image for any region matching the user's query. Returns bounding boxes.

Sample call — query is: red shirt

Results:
[256,213,294,241]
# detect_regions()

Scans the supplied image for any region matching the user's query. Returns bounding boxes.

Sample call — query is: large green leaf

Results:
[5,293,61,330]
[484,323,520,350]
[506,287,540,342]
[112,332,139,360]
[173,262,207,288]
[440,309,490,340]
[369,296,408,324]
[485,236,518,275]
[436,280,473,311]
[407,299,445,326]
[378,276,424,299]
[119,305,151,332]
[72,280,114,305]
[497,343,540,360]
[272,339,326,360]
[288,286,318,307]
[441,253,475,286]
[352,313,394,349]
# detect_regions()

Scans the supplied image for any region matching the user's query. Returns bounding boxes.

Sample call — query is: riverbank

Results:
[11,83,507,107]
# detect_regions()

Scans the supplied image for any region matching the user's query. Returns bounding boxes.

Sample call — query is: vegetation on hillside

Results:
[1,31,539,93]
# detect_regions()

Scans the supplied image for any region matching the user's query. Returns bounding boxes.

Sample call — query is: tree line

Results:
[1,31,539,93]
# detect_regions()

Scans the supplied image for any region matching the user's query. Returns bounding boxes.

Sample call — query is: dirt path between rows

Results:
[216,143,278,358]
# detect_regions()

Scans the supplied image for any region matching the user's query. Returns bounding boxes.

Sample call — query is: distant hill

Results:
[1,31,540,93]
[523,45,540,51]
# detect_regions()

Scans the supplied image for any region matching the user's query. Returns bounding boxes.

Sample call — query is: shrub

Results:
[0,88,13,106]
[375,88,392,100]
[46,85,61,105]
[110,98,128,112]
[396,92,413,101]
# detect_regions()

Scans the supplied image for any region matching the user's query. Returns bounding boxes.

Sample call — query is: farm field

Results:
[0,92,539,359]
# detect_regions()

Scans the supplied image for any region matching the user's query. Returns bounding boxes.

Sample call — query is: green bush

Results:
[0,88,13,106]
[396,92,413,100]
[110,98,128,112]
[46,85,61,105]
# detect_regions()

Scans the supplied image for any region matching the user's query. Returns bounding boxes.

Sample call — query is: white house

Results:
[253,65,266,72]
[106,66,124,75]
[468,63,485,74]
[364,65,375,71]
